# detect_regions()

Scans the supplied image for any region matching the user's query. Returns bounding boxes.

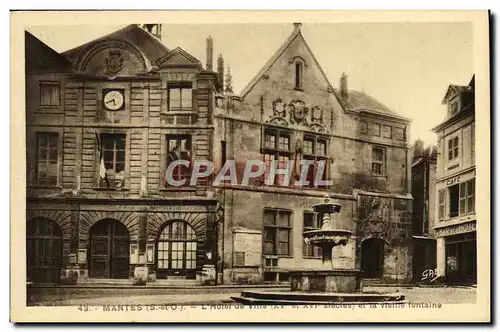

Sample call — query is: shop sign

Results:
[446,176,460,186]
[435,221,476,237]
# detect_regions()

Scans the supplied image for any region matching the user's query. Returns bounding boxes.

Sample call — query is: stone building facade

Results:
[25,25,222,284]
[25,23,414,286]
[213,23,413,285]
[432,75,476,284]
[411,140,437,281]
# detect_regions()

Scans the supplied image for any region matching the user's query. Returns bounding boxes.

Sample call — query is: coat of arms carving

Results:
[288,100,308,125]
[105,50,124,75]
[272,98,286,118]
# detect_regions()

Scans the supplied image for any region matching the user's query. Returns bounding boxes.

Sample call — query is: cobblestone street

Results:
[28,286,476,306]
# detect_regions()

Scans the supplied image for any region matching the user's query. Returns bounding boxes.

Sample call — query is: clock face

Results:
[103,89,125,111]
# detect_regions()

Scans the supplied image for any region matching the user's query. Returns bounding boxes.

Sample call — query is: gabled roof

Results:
[62,24,169,65]
[156,47,202,69]
[239,25,345,107]
[25,31,73,73]
[441,82,473,104]
[333,89,400,118]
[469,74,475,89]
[239,25,409,122]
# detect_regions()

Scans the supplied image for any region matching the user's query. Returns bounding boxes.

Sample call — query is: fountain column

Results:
[292,195,360,293]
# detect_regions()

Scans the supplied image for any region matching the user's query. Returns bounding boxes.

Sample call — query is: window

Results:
[303,138,314,155]
[371,146,385,176]
[166,135,192,186]
[35,132,59,185]
[471,124,475,164]
[295,62,303,89]
[40,82,60,107]
[448,184,459,218]
[263,209,292,256]
[99,134,126,189]
[263,128,291,186]
[438,189,446,220]
[382,125,392,139]
[450,101,459,115]
[448,136,459,160]
[369,123,381,137]
[303,212,322,258]
[360,121,368,134]
[168,83,192,111]
[394,127,406,141]
[459,179,475,215]
[302,135,328,188]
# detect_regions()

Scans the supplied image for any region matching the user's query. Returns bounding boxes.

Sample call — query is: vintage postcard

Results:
[10,10,490,323]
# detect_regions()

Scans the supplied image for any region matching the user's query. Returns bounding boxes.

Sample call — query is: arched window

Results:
[156,221,197,279]
[295,62,303,89]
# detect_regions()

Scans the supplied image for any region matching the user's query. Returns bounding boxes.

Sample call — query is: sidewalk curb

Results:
[27,283,291,290]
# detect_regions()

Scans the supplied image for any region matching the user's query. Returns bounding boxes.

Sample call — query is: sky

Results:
[27,22,473,146]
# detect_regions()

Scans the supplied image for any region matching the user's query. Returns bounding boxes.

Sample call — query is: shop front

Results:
[444,232,476,284]
[435,220,477,284]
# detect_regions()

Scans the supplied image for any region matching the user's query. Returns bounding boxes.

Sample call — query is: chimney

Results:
[225,66,233,94]
[142,24,162,40]
[217,54,224,93]
[206,35,214,71]
[293,22,303,32]
[340,72,348,100]
[412,139,425,162]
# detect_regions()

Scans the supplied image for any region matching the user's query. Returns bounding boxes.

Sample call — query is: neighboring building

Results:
[411,139,437,282]
[25,24,223,284]
[213,23,413,284]
[432,75,476,284]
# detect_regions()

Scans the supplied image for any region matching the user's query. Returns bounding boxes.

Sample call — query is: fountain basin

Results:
[312,202,342,214]
[231,290,406,305]
[290,269,362,293]
[303,229,352,247]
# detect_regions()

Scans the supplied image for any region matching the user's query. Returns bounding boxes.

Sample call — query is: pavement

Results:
[27,285,476,306]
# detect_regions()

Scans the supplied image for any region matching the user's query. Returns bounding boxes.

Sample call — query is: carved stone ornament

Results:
[288,100,308,125]
[265,98,327,133]
[105,50,124,75]
[311,106,323,123]
[272,98,287,118]
[267,98,289,127]
[357,196,392,240]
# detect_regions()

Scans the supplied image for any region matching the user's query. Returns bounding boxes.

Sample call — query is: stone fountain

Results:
[231,195,405,305]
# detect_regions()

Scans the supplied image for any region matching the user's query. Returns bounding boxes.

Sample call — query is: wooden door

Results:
[89,219,130,278]
[361,238,385,278]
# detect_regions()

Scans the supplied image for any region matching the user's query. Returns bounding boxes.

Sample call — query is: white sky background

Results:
[27,22,473,146]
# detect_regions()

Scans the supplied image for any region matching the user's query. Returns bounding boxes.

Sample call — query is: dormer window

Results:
[295,62,303,90]
[450,101,458,115]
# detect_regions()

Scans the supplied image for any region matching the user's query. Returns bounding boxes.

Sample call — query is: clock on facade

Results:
[102,89,125,111]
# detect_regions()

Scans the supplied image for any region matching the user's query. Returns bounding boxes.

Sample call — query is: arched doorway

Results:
[156,220,197,279]
[361,238,385,278]
[89,219,130,278]
[26,218,62,283]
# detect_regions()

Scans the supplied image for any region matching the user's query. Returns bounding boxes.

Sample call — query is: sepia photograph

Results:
[10,10,490,323]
